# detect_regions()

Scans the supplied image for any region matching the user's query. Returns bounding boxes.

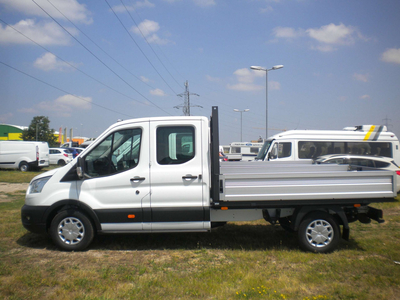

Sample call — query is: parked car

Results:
[49,148,73,166]
[63,147,80,158]
[75,148,85,155]
[314,154,400,192]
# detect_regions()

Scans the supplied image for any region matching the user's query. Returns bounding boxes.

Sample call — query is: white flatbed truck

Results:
[21,107,397,252]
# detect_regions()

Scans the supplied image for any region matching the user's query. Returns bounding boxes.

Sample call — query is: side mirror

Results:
[77,156,85,179]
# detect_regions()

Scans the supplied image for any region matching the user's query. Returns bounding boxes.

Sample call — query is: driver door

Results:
[77,122,150,231]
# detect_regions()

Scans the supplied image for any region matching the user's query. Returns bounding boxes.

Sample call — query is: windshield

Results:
[255,139,273,161]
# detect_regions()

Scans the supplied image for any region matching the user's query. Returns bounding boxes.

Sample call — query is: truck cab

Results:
[22,116,211,250]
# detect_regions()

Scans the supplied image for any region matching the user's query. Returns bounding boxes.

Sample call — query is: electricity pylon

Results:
[174,81,201,116]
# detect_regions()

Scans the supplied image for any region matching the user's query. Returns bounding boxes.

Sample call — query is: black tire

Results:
[297,212,340,253]
[50,210,94,251]
[57,160,66,166]
[19,161,29,172]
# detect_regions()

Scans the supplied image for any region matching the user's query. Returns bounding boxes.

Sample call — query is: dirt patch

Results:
[0,182,29,202]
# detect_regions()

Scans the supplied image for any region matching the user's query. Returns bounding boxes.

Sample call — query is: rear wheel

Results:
[50,210,94,251]
[57,160,66,166]
[298,212,340,253]
[19,161,29,172]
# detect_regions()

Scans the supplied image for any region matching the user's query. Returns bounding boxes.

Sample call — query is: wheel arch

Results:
[292,206,349,239]
[44,200,101,233]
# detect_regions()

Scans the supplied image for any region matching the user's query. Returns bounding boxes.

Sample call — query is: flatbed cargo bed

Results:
[218,161,396,203]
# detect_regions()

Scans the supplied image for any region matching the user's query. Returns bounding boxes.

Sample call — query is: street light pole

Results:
[250,65,283,140]
[233,109,250,142]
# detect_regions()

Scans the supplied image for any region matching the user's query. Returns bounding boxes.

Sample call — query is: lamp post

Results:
[233,108,250,142]
[250,65,283,139]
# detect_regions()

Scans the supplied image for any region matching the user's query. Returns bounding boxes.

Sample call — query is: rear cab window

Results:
[156,126,195,165]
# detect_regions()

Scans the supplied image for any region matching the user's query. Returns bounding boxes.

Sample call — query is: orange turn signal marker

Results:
[221,207,228,210]
[128,214,136,219]
[354,204,361,208]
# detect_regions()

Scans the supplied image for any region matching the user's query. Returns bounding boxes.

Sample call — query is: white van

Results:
[0,141,49,171]
[222,142,264,161]
[255,125,400,165]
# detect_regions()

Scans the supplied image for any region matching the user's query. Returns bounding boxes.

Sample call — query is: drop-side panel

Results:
[219,164,396,202]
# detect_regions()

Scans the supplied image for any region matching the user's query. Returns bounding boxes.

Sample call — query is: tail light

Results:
[63,153,68,157]
[36,146,39,161]
[396,171,400,176]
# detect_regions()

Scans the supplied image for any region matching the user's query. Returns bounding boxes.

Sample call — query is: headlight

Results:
[29,176,51,194]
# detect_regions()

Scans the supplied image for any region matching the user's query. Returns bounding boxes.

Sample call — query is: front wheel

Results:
[298,212,340,253]
[50,210,94,251]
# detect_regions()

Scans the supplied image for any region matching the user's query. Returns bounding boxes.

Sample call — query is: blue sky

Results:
[1,0,399,144]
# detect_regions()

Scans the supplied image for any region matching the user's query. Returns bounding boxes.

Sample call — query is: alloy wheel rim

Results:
[305,219,333,248]
[57,217,85,245]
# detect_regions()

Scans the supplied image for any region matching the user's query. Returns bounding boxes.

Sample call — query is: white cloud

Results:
[260,6,273,13]
[193,0,216,7]
[34,53,76,72]
[227,68,267,91]
[162,0,215,7]
[353,73,369,82]
[150,88,166,96]
[112,0,155,13]
[273,23,367,52]
[38,94,92,117]
[131,19,171,45]
[306,23,357,45]
[272,27,304,39]
[0,0,92,24]
[140,76,150,83]
[227,82,264,91]
[360,95,371,100]
[206,75,221,82]
[310,45,336,52]
[133,19,160,36]
[0,19,76,45]
[381,48,400,64]
[269,81,281,90]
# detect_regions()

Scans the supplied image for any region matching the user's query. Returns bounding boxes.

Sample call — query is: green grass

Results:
[1,170,400,299]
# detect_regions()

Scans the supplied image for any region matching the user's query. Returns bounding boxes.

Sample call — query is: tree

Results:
[21,116,58,147]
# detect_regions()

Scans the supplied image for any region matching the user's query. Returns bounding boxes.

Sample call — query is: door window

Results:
[270,142,292,159]
[157,126,195,165]
[85,129,142,177]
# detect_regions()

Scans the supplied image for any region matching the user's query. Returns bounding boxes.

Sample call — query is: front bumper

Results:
[21,205,49,234]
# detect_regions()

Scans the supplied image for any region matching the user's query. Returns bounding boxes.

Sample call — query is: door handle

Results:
[130,176,146,182]
[182,175,198,180]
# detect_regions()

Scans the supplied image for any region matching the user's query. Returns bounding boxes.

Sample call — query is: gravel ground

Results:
[0,182,28,202]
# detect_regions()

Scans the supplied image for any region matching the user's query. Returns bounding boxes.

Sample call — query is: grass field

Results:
[1,169,400,299]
